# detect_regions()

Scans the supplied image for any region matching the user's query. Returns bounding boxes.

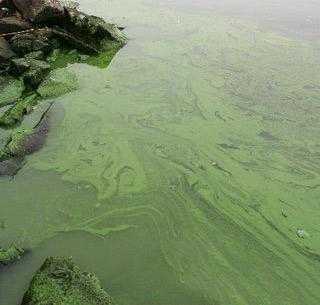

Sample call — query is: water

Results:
[1,0,320,304]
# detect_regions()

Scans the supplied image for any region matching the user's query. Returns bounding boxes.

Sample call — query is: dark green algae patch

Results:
[21,256,114,305]
[0,2,126,176]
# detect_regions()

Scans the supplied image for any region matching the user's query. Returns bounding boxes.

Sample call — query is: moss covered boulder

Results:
[22,257,114,305]
[0,245,24,265]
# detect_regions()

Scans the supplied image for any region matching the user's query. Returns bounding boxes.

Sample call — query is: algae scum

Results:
[1,0,320,304]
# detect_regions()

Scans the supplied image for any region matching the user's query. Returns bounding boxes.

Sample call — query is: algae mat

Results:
[0,0,320,304]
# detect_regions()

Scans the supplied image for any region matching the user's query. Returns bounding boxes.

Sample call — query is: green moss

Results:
[0,245,24,265]
[0,94,39,127]
[6,128,32,156]
[85,41,123,68]
[0,128,32,162]
[22,257,114,305]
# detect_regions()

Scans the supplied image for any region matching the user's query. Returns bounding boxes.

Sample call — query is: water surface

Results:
[0,1,320,304]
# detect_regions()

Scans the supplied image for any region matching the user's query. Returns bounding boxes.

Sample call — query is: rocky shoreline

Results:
[1,1,125,303]
[0,0,126,176]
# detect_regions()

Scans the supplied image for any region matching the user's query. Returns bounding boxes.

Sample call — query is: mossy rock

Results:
[65,9,127,47]
[0,245,24,265]
[0,128,32,162]
[37,68,78,99]
[23,62,51,89]
[0,94,38,127]
[0,76,24,108]
[10,31,59,56]
[21,257,114,305]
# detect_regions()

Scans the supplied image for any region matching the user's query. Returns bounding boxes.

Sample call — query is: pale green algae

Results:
[0,0,320,305]
[37,68,79,99]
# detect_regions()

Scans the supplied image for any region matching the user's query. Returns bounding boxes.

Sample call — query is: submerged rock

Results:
[0,94,38,127]
[0,101,52,176]
[37,67,78,98]
[21,257,114,305]
[0,245,24,265]
[0,76,23,107]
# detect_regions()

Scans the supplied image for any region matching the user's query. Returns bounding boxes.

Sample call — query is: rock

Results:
[0,76,24,108]
[0,101,52,176]
[12,0,65,24]
[0,94,38,127]
[10,57,31,74]
[0,245,24,265]
[23,60,50,88]
[9,30,58,56]
[21,257,114,305]
[24,50,45,60]
[0,0,17,18]
[65,9,127,46]
[0,37,15,65]
[0,156,24,176]
[0,16,31,34]
[37,67,78,98]
[9,57,50,87]
[10,57,50,77]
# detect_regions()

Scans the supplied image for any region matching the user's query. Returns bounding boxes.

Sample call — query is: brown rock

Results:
[12,0,65,23]
[0,16,31,34]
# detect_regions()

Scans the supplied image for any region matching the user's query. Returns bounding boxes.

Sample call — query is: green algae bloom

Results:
[37,68,79,99]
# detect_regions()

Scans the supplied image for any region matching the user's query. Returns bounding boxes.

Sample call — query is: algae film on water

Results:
[0,0,320,305]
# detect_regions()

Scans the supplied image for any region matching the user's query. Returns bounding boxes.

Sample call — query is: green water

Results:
[1,0,320,304]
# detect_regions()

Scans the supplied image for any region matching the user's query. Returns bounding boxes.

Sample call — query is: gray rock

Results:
[0,37,15,64]
[0,16,31,34]
[12,0,65,24]
[9,31,55,55]
[23,60,51,88]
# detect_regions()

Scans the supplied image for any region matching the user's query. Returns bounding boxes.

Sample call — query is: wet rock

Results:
[65,9,127,46]
[0,156,24,176]
[0,94,38,127]
[9,30,59,56]
[21,256,114,305]
[12,0,65,24]
[0,0,17,18]
[23,60,50,88]
[24,50,45,60]
[0,102,52,176]
[0,76,23,107]
[0,16,31,34]
[0,37,15,65]
[10,57,31,74]
[0,245,24,265]
[10,57,50,87]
